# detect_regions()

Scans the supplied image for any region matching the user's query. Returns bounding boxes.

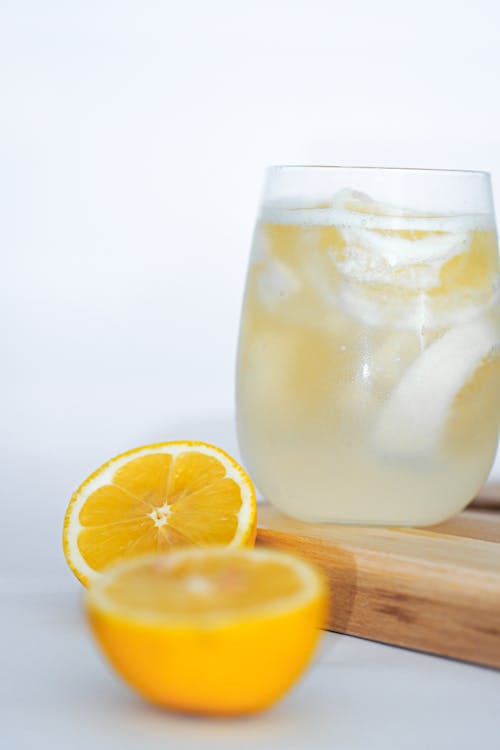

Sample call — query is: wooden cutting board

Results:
[256,486,500,668]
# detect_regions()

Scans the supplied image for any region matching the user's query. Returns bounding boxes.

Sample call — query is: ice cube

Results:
[255,258,300,309]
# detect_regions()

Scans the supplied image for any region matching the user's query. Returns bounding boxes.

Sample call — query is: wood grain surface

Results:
[256,495,500,668]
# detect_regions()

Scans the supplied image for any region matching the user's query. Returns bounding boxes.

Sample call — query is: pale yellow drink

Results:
[237,191,500,525]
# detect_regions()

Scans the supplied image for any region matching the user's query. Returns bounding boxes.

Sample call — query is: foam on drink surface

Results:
[260,189,493,232]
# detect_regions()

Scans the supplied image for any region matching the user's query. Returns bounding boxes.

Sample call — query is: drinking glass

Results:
[236,167,500,525]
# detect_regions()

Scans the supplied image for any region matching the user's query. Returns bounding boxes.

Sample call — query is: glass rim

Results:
[267,165,491,178]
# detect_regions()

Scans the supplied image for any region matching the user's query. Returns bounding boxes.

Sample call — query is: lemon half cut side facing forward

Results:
[63,441,257,586]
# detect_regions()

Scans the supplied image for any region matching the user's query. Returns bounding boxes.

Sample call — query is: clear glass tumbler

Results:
[236,167,500,525]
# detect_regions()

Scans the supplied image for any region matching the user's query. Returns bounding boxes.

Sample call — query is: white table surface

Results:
[3,585,500,750]
[3,398,500,749]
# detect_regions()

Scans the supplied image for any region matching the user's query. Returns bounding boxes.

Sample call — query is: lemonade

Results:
[237,186,500,525]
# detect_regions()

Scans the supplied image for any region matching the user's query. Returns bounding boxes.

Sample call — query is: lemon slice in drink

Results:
[63,442,257,586]
[373,319,500,459]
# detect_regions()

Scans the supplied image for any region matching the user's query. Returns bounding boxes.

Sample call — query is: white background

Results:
[3,0,500,584]
[2,3,500,747]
